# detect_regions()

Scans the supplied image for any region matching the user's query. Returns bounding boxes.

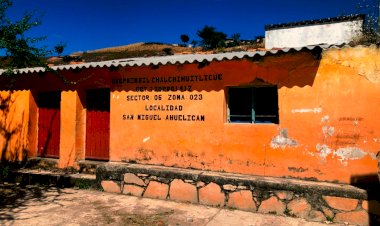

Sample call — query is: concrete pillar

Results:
[28,90,38,158]
[59,90,85,168]
[75,90,86,162]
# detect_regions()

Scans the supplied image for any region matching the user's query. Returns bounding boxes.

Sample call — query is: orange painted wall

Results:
[0,90,31,161]
[110,47,380,183]
[0,46,379,183]
[59,91,86,168]
[0,68,107,168]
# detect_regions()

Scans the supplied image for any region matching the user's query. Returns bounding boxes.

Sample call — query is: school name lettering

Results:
[136,85,192,92]
[122,93,205,122]
[123,114,205,122]
[112,74,222,85]
[145,105,183,111]
[123,103,204,121]
[126,94,202,101]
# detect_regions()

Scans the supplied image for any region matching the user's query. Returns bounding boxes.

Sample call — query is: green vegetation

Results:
[54,42,66,56]
[326,215,334,222]
[0,0,51,72]
[81,49,175,62]
[283,207,296,217]
[180,34,190,46]
[229,33,241,47]
[283,207,291,216]
[190,40,198,47]
[162,47,173,55]
[0,165,9,181]
[75,179,93,190]
[354,0,380,44]
[197,25,227,50]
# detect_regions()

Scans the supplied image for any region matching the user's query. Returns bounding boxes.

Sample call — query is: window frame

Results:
[227,85,279,124]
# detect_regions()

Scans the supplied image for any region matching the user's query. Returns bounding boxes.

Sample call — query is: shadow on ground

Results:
[351,174,380,226]
[0,183,65,224]
[0,183,172,226]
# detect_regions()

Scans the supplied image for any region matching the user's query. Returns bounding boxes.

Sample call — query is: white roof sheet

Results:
[0,44,338,75]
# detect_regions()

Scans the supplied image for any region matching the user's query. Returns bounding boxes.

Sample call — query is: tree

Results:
[162,47,173,55]
[54,42,66,56]
[230,33,241,46]
[355,0,380,44]
[357,0,380,31]
[196,25,227,50]
[180,34,190,46]
[0,0,50,72]
[190,40,198,47]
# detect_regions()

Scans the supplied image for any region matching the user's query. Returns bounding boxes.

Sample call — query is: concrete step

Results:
[25,157,105,175]
[6,169,98,189]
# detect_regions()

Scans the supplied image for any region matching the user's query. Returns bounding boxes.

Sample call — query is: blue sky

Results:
[5,0,370,54]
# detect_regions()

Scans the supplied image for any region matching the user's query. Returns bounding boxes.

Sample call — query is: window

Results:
[227,86,279,124]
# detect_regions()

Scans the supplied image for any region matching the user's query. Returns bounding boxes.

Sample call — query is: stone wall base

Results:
[96,163,380,226]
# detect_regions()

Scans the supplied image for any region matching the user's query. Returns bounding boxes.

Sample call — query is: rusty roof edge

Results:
[0,44,344,76]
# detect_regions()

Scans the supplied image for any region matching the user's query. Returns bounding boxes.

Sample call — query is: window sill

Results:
[225,122,278,126]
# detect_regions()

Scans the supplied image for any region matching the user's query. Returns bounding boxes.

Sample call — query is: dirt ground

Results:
[0,183,340,226]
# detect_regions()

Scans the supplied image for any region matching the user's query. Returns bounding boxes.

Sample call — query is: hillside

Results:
[46,42,265,66]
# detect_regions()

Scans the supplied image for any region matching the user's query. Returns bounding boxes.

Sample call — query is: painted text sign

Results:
[113,74,223,122]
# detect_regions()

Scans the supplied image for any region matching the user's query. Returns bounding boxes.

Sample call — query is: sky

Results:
[4,0,372,55]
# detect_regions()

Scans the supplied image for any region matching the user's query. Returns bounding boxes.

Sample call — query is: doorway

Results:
[85,88,110,160]
[37,91,61,158]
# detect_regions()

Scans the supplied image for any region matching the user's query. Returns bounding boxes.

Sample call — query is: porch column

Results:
[59,90,85,168]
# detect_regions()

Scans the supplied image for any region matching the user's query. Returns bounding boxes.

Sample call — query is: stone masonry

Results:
[97,163,380,226]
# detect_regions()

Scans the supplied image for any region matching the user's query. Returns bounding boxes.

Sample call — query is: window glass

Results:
[228,86,278,124]
[253,87,279,124]
[229,87,252,123]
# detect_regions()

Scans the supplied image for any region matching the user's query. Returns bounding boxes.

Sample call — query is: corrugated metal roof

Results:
[0,44,336,75]
[265,14,365,31]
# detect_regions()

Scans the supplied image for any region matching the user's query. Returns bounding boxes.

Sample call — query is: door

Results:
[86,89,110,160]
[37,91,61,158]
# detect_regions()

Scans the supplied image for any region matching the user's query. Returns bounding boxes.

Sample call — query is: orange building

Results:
[0,45,379,184]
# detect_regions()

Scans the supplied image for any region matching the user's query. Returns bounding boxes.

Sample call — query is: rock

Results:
[258,196,285,215]
[199,182,225,207]
[169,179,198,203]
[227,190,257,211]
[196,181,205,188]
[275,191,294,200]
[227,190,256,211]
[143,181,169,200]
[322,206,335,220]
[223,184,237,191]
[308,210,326,222]
[237,186,247,190]
[322,196,358,211]
[123,185,144,196]
[334,210,369,226]
[101,180,121,193]
[287,198,312,218]
[124,173,146,186]
[362,200,368,210]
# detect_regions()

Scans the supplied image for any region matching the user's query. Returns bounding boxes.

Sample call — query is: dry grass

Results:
[88,42,201,54]
[45,42,265,65]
